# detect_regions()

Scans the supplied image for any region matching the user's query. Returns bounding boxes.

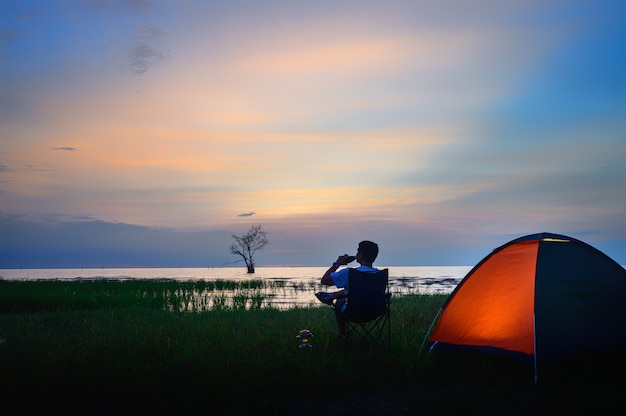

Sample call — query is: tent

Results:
[426,232,626,381]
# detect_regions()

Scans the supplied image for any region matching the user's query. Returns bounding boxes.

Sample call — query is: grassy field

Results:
[0,279,622,415]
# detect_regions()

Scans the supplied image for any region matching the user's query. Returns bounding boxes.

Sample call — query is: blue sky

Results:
[1,0,625,268]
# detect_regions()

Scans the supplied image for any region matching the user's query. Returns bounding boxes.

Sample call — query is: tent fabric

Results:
[429,232,626,372]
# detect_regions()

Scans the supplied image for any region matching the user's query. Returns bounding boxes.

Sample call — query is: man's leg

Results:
[315,289,346,306]
[334,298,347,336]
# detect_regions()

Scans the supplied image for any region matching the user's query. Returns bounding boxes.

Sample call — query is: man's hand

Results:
[336,254,355,265]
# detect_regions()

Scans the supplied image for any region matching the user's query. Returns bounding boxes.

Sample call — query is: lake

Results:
[0,266,471,309]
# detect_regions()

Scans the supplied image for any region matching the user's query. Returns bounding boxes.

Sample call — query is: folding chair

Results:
[341,268,390,349]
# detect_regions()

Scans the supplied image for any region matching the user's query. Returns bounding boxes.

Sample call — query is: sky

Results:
[1,0,626,268]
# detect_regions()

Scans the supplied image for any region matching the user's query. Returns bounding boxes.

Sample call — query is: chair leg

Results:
[344,314,390,350]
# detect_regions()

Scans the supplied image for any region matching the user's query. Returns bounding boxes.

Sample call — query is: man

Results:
[316,240,380,337]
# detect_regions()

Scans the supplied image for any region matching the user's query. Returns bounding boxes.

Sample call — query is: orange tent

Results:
[426,232,626,381]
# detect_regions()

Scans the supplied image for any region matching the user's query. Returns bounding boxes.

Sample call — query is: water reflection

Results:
[175,274,463,311]
[268,274,462,309]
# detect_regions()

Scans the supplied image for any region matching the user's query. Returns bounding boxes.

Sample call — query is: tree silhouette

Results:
[229,224,269,273]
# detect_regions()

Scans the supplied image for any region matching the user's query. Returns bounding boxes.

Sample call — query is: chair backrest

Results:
[344,268,389,323]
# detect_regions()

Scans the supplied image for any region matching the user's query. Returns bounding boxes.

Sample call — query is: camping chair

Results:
[341,268,391,349]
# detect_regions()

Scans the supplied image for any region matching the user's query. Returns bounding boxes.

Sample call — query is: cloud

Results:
[0,28,20,42]
[0,212,234,268]
[52,147,78,152]
[26,165,54,172]
[123,0,154,14]
[238,212,256,217]
[81,0,154,14]
[127,43,168,75]
[135,24,163,41]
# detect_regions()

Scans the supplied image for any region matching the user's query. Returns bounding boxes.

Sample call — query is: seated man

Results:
[316,240,380,337]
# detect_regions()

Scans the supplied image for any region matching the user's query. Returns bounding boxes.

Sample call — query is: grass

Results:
[0,279,623,415]
[0,278,289,313]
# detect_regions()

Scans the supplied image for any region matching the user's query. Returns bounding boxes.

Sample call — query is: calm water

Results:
[0,266,471,309]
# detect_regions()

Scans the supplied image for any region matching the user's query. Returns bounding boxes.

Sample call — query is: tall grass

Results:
[0,279,291,313]
[0,279,622,415]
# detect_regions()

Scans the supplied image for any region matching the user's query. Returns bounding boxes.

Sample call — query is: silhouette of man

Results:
[316,240,380,337]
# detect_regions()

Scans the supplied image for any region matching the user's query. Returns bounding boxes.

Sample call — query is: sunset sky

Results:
[2,0,625,268]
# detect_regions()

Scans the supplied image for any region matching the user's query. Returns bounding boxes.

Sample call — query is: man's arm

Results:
[321,254,353,285]
[321,263,340,285]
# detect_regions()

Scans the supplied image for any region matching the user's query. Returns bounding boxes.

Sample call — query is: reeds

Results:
[0,278,299,313]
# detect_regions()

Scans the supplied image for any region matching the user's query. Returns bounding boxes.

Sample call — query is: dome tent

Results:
[425,232,626,382]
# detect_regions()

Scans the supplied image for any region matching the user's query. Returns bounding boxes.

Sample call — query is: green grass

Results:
[0,279,622,415]
[0,278,288,313]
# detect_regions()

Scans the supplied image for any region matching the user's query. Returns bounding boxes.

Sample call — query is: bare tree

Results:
[229,224,269,273]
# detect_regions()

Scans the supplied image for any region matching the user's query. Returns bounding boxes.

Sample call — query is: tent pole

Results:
[533,313,538,384]
[417,307,443,359]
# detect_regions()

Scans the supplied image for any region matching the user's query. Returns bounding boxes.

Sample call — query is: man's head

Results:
[357,240,379,264]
